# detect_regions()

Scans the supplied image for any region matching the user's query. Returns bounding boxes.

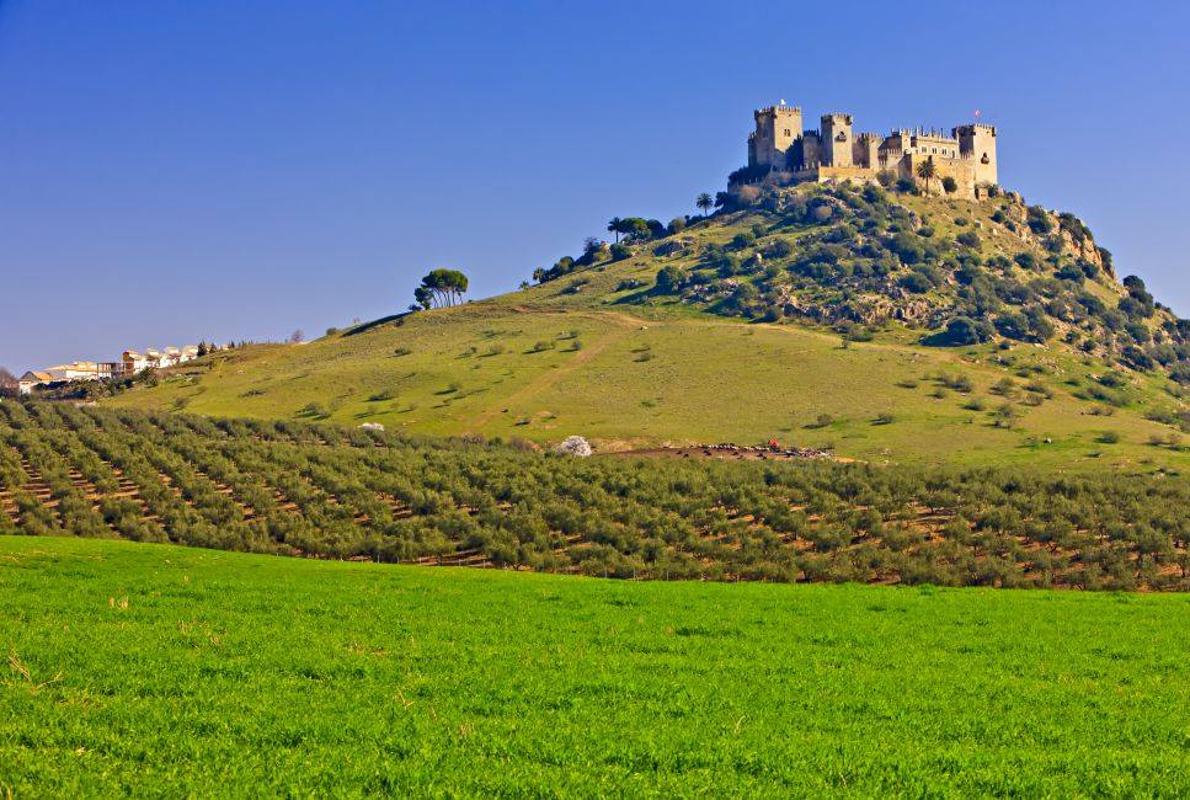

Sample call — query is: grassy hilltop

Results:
[2,536,1188,797]
[104,183,1189,470]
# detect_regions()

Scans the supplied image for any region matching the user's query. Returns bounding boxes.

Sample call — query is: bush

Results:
[1027,206,1054,235]
[899,272,932,294]
[941,317,994,345]
[655,266,687,294]
[730,232,756,250]
[956,231,981,249]
[941,176,958,194]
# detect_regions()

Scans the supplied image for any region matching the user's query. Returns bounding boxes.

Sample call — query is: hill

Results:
[102,183,1189,469]
[3,535,1188,796]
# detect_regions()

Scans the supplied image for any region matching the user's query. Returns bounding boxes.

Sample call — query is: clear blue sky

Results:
[2,0,1188,371]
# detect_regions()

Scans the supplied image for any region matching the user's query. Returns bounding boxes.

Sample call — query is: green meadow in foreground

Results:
[2,537,1188,797]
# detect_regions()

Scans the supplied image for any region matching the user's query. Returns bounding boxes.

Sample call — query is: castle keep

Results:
[745,103,997,198]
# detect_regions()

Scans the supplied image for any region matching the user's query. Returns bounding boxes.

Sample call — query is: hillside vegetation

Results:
[2,401,1187,589]
[2,536,1188,796]
[101,183,1190,469]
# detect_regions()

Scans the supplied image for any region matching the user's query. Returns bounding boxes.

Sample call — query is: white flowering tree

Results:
[555,435,592,457]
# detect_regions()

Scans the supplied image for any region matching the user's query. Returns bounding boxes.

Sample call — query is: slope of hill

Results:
[3,535,1188,796]
[105,183,1189,469]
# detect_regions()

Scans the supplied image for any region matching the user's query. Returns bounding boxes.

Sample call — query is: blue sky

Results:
[2,0,1188,371]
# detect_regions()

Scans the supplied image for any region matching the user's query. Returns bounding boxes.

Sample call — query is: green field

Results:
[2,536,1188,796]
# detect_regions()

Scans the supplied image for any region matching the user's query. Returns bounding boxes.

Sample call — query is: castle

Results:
[744,103,998,198]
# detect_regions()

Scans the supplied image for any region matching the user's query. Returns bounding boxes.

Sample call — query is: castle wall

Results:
[799,131,821,168]
[899,153,979,198]
[853,134,880,169]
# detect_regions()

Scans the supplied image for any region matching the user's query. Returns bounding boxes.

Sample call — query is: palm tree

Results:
[915,159,937,194]
[607,217,624,243]
[696,192,714,218]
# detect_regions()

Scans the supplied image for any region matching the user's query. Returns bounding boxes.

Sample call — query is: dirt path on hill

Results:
[466,312,647,431]
[601,445,846,463]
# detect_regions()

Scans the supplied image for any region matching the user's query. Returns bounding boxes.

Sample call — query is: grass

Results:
[106,308,1188,470]
[2,536,1189,796]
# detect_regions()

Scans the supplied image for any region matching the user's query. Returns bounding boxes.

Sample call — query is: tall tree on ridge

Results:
[414,268,470,309]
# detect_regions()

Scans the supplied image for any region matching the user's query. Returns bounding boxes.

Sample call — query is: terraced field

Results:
[2,401,1186,589]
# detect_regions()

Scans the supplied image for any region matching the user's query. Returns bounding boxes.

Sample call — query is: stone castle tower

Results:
[744,102,998,198]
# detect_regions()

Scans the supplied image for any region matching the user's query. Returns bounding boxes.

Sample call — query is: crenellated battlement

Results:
[745,102,998,198]
[754,104,802,117]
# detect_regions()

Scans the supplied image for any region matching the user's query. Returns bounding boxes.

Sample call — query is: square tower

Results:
[820,113,854,167]
[749,104,803,170]
[954,124,998,186]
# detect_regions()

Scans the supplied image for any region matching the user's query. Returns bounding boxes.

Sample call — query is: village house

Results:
[18,343,211,395]
[18,370,57,395]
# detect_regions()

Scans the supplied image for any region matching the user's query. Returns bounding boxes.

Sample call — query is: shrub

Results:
[992,403,1018,428]
[899,272,932,294]
[956,231,981,249]
[655,265,687,293]
[730,232,756,250]
[1027,205,1054,235]
[942,317,994,345]
[768,239,794,259]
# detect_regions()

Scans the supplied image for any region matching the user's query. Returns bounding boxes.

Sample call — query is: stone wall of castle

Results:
[745,103,999,199]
